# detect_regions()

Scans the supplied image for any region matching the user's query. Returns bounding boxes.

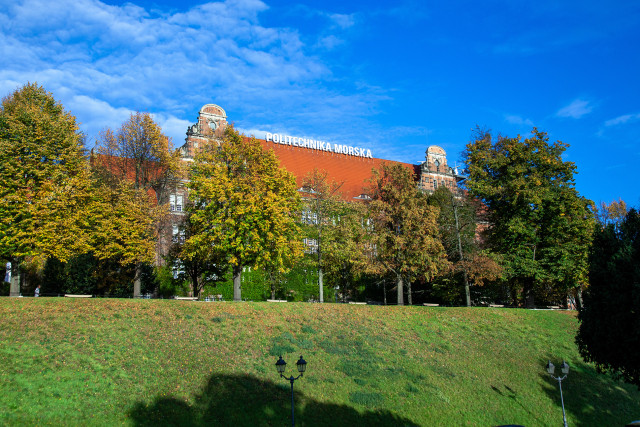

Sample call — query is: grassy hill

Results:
[0,298,638,426]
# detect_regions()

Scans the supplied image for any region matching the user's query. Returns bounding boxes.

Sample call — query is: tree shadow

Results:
[537,357,640,427]
[490,383,544,426]
[128,373,418,426]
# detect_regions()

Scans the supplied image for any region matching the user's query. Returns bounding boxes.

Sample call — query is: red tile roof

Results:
[255,138,419,200]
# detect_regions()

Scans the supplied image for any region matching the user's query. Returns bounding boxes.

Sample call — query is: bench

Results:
[489,304,505,308]
[423,303,440,307]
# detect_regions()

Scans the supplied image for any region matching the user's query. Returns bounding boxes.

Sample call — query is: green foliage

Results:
[0,83,87,266]
[464,127,595,306]
[427,186,476,261]
[38,255,164,297]
[154,264,189,298]
[577,208,640,387]
[185,126,303,301]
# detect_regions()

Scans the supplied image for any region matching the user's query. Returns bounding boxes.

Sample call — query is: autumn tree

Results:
[93,112,182,296]
[367,163,448,305]
[595,198,628,227]
[169,210,227,298]
[463,128,595,307]
[184,126,303,301]
[299,169,345,302]
[427,186,501,306]
[322,199,372,302]
[576,208,640,387]
[0,83,87,296]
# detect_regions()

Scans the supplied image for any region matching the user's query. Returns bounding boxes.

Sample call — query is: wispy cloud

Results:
[605,113,640,127]
[0,0,386,149]
[504,114,533,127]
[556,99,594,119]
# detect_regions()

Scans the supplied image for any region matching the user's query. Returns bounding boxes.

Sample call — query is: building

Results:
[178,104,464,201]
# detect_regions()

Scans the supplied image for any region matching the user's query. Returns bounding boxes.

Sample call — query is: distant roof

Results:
[255,138,418,200]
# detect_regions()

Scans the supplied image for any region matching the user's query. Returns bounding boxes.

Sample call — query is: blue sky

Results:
[1,0,639,205]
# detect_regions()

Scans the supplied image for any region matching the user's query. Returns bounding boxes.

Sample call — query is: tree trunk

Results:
[397,274,404,305]
[464,271,471,307]
[318,267,324,303]
[233,265,242,301]
[271,284,276,300]
[192,275,199,299]
[133,263,142,298]
[453,201,471,307]
[383,279,387,306]
[9,259,20,297]
[407,279,412,305]
[576,287,584,310]
[523,279,535,308]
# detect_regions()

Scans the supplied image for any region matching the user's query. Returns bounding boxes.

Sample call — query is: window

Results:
[170,194,184,212]
[303,238,318,254]
[172,225,185,243]
[301,210,318,224]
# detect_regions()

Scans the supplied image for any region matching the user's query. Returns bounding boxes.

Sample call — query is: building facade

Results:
[178,104,464,200]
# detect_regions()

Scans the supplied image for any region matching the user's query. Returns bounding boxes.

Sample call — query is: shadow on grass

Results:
[538,357,640,427]
[128,373,418,427]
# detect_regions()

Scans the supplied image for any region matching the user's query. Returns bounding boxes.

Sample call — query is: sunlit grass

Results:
[0,298,638,426]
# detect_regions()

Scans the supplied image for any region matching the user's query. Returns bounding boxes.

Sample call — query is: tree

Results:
[595,198,628,227]
[0,83,87,295]
[184,126,303,301]
[299,169,345,302]
[322,199,371,303]
[367,163,448,305]
[170,209,227,299]
[93,111,182,296]
[428,187,477,305]
[463,128,595,307]
[576,208,640,387]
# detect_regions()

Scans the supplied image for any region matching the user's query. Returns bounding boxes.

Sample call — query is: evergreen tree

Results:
[577,208,640,387]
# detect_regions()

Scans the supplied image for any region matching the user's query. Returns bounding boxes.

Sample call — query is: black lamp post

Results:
[276,355,307,427]
[546,360,570,427]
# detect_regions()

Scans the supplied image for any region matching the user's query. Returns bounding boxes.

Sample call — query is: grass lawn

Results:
[0,298,638,426]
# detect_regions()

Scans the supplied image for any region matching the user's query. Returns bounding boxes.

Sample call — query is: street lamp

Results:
[546,360,570,427]
[276,355,307,427]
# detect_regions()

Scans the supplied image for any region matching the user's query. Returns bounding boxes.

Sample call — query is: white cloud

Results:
[504,114,533,127]
[605,113,640,127]
[556,99,594,119]
[328,13,356,29]
[1,0,387,147]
